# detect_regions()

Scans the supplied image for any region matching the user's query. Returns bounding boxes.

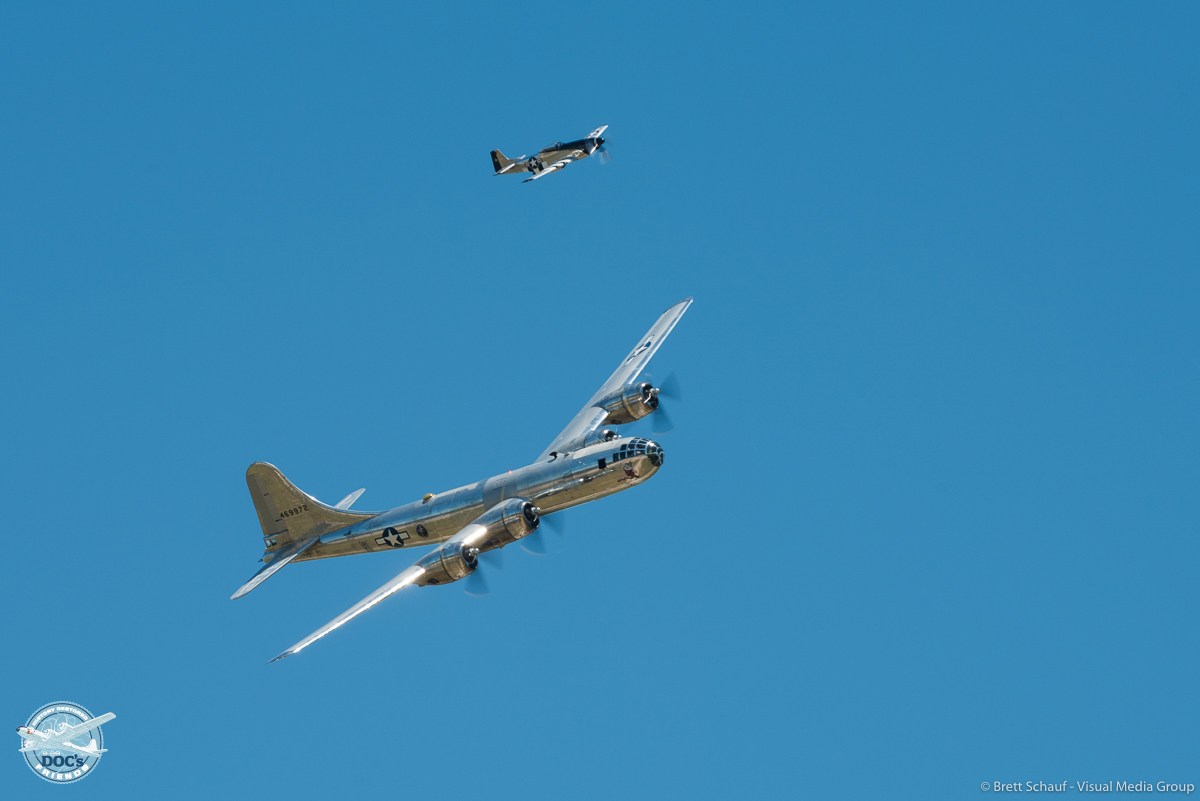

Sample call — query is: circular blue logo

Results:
[18,701,113,784]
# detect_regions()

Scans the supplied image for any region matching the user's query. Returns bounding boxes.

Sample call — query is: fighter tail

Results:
[492,149,526,175]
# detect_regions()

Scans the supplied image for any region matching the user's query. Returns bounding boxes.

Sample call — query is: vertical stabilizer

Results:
[245,462,374,552]
[491,149,512,173]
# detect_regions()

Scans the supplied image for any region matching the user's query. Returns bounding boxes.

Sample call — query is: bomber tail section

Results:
[231,535,320,600]
[246,462,374,549]
[234,462,376,599]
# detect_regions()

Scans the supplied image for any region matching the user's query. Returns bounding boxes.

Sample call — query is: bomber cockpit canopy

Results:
[613,437,662,467]
[614,438,650,460]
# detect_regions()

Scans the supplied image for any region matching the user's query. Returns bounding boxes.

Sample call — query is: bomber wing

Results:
[269,564,426,662]
[269,516,497,662]
[537,297,692,460]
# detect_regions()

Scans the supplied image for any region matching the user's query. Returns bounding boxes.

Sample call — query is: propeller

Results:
[651,403,675,434]
[464,568,490,596]
[646,370,682,433]
[658,371,682,400]
[464,548,504,596]
[520,529,548,556]
[591,136,611,164]
[520,513,563,556]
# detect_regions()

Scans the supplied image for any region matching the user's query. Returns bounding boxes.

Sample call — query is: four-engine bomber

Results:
[233,297,692,661]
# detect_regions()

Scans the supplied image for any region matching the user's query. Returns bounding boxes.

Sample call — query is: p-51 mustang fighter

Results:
[234,297,692,661]
[17,713,115,757]
[491,124,609,182]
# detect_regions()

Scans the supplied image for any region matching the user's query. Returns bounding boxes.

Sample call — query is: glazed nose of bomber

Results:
[645,440,664,467]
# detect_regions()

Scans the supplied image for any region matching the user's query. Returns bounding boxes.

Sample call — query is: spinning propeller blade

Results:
[658,371,682,400]
[645,370,682,433]
[651,403,675,434]
[464,549,503,596]
[464,570,490,596]
[520,528,548,556]
[519,514,565,556]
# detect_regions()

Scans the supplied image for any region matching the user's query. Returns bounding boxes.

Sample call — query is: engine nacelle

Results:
[417,542,480,586]
[415,498,539,585]
[597,382,658,424]
[472,497,540,551]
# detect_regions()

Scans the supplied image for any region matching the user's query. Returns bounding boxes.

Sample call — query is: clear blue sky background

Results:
[2,2,1197,798]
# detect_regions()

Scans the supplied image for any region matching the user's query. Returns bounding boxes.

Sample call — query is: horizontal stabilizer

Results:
[231,536,319,600]
[335,488,365,510]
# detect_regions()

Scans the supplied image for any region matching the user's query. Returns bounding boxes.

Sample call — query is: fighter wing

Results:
[537,296,692,461]
[587,124,609,139]
[522,157,573,182]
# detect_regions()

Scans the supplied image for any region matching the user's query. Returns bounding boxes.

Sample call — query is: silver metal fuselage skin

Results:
[297,438,662,562]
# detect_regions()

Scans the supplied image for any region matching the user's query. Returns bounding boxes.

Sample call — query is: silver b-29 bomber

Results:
[234,297,691,661]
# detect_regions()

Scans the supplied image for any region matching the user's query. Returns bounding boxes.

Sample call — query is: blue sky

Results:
[2,2,1197,798]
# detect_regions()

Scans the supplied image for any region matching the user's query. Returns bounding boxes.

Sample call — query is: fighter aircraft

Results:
[234,297,692,661]
[491,124,609,182]
[17,713,115,756]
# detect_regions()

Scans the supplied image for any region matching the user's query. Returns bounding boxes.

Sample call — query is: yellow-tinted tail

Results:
[245,462,373,552]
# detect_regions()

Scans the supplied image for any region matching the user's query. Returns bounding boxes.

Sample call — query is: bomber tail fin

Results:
[235,463,376,598]
[246,462,375,550]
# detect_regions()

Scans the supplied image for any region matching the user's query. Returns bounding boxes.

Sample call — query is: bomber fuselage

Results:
[299,436,663,561]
